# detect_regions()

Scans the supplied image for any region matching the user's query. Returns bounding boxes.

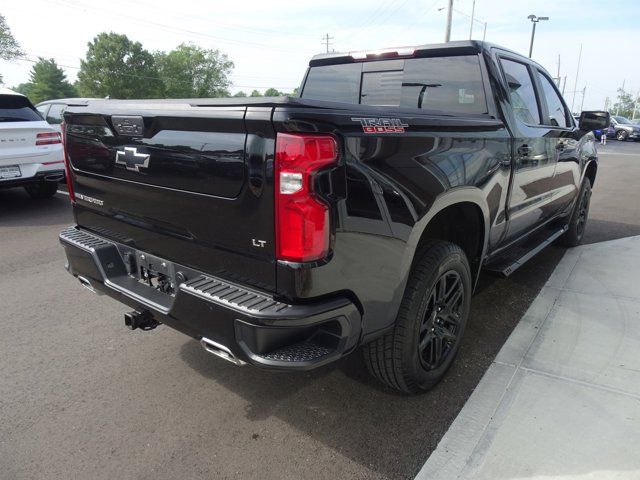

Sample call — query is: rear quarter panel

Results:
[273,106,511,337]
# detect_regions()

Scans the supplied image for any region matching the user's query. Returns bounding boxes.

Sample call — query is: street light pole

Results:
[527,14,549,58]
[444,0,453,42]
[469,0,476,39]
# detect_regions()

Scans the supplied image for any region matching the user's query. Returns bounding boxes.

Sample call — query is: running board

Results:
[484,226,567,277]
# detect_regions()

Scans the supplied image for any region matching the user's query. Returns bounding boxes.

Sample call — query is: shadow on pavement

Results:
[0,188,72,227]
[178,246,567,479]
[582,218,640,245]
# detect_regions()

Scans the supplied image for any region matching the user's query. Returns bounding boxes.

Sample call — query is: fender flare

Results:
[392,187,492,310]
[580,158,598,187]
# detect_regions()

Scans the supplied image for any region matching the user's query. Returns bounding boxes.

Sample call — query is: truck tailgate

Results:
[64,103,276,291]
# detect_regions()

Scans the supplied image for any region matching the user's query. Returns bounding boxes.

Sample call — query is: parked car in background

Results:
[0,88,65,198]
[610,115,640,141]
[36,98,101,133]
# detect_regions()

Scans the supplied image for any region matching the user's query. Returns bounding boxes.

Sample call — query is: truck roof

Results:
[309,40,520,66]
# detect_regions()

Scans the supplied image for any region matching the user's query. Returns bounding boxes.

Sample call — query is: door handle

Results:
[517,145,531,157]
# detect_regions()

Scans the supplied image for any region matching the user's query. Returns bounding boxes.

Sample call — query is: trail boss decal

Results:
[351,117,409,133]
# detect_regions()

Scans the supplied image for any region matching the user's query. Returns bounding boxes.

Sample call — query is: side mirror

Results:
[579,111,610,131]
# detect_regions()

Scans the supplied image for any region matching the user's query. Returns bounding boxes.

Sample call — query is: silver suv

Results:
[610,116,640,141]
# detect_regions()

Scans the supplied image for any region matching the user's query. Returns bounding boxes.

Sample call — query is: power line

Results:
[16,56,297,90]
[107,0,318,39]
[47,0,308,53]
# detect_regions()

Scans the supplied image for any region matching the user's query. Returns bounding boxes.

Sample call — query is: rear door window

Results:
[0,94,42,122]
[536,71,569,127]
[302,55,488,114]
[499,59,541,125]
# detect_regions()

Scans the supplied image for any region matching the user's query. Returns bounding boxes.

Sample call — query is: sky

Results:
[1,0,639,112]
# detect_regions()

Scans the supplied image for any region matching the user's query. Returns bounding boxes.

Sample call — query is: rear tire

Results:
[24,181,58,199]
[363,241,472,394]
[557,178,591,247]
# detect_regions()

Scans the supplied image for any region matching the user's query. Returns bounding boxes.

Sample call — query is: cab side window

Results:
[537,71,569,127]
[500,58,541,125]
[46,103,65,125]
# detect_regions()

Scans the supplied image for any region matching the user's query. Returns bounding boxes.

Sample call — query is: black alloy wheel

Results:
[418,270,464,371]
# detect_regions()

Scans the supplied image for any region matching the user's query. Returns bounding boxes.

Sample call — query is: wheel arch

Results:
[401,188,491,294]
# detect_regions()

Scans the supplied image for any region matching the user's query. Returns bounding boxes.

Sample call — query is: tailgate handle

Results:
[112,116,144,137]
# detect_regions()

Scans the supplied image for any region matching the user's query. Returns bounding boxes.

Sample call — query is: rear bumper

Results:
[0,169,65,188]
[59,225,362,370]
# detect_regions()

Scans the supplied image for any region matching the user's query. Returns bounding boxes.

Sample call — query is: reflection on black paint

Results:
[381,182,415,227]
[345,166,382,220]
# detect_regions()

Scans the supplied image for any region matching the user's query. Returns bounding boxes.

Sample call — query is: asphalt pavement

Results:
[1,140,639,480]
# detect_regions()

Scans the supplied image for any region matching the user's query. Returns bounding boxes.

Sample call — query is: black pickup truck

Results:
[59,41,608,393]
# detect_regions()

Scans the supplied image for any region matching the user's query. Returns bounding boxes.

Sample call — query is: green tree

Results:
[612,88,638,118]
[263,87,283,97]
[155,43,233,98]
[13,58,76,103]
[250,89,262,97]
[233,91,247,97]
[77,32,162,99]
[0,14,24,83]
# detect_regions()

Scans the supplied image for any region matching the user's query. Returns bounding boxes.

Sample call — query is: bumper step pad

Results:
[261,340,332,362]
[182,275,292,315]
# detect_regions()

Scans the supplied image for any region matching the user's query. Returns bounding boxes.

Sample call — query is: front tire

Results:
[24,181,58,199]
[616,130,628,141]
[557,178,591,247]
[363,241,472,394]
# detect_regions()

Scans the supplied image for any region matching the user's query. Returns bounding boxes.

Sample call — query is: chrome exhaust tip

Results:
[44,173,65,182]
[200,337,247,366]
[77,275,103,295]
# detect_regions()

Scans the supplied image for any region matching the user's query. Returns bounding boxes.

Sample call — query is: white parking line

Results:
[56,190,69,197]
[599,152,640,156]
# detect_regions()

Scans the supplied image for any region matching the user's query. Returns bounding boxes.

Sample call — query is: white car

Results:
[0,88,65,198]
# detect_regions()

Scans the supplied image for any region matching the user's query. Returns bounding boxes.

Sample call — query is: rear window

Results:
[0,95,42,122]
[302,55,488,114]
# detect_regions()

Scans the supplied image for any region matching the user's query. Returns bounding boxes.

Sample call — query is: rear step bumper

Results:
[59,225,361,370]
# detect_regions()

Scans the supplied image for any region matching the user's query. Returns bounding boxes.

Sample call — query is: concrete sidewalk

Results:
[417,236,640,480]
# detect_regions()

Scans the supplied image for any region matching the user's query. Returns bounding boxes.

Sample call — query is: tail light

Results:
[60,122,75,203]
[36,131,61,145]
[275,133,338,262]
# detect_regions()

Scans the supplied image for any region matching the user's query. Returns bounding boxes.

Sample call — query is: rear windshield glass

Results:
[0,95,42,122]
[302,55,488,114]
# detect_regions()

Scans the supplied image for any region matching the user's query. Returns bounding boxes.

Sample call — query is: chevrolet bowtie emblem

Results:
[115,147,150,172]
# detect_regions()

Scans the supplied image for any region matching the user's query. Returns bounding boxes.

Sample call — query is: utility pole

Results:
[632,89,639,120]
[580,85,587,113]
[604,96,610,111]
[616,79,625,115]
[556,54,561,86]
[469,0,476,39]
[562,76,567,96]
[321,33,334,53]
[444,0,453,42]
[570,44,582,113]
